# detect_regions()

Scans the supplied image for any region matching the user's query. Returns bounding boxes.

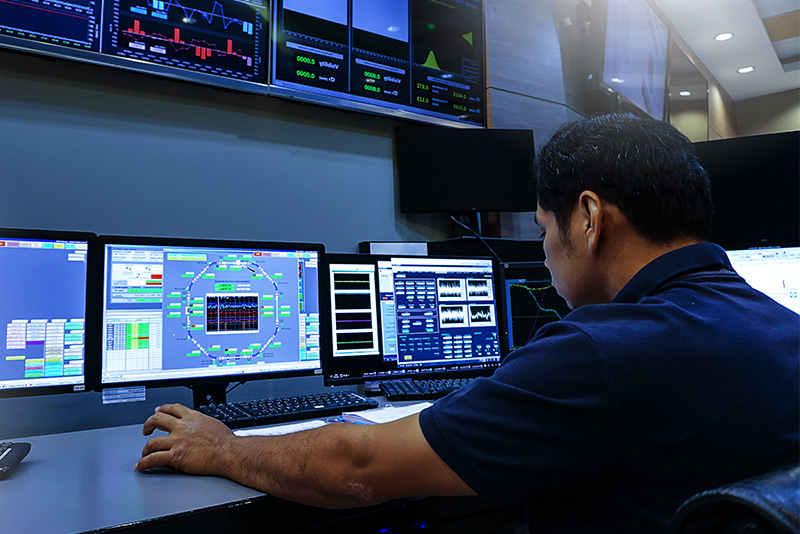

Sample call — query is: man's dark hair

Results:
[535,114,713,244]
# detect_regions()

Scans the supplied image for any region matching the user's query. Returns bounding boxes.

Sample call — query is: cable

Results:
[449,214,506,264]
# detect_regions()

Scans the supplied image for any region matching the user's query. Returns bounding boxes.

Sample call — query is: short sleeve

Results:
[418,321,620,506]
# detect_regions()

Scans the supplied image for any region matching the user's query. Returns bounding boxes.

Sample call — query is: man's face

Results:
[535,204,600,310]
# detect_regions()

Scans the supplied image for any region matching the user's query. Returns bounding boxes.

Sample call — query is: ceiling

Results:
[654,0,800,102]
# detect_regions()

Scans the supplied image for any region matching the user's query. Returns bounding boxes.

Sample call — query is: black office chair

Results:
[665,465,800,534]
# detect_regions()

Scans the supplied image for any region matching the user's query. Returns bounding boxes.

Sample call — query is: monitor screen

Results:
[695,131,800,249]
[601,0,669,120]
[0,229,93,397]
[396,127,537,213]
[725,247,800,316]
[499,262,571,354]
[321,253,502,385]
[97,236,324,395]
[270,0,486,127]
[0,0,269,91]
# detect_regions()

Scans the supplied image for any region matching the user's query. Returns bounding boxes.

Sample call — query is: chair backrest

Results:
[665,465,800,534]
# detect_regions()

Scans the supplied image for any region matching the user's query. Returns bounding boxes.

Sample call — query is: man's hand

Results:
[134,404,474,508]
[135,403,235,476]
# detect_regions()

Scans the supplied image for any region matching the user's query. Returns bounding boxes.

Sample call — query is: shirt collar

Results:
[613,243,734,304]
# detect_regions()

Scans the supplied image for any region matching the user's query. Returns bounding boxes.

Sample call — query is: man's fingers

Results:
[141,435,174,457]
[142,409,183,436]
[154,403,192,418]
[135,450,174,472]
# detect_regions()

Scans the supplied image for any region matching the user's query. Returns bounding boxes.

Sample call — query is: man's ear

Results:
[578,191,603,251]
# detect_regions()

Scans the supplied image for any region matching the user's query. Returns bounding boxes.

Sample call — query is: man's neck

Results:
[602,232,703,301]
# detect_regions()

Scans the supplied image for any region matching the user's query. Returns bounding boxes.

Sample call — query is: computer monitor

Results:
[725,247,800,316]
[96,235,324,406]
[0,228,94,397]
[321,253,503,385]
[498,262,571,354]
[396,127,537,214]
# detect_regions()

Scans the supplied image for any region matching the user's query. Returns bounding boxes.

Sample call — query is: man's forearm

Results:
[138,404,474,508]
[220,423,383,508]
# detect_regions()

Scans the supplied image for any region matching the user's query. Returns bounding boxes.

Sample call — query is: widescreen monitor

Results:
[695,131,800,250]
[396,127,537,213]
[597,0,670,120]
[96,235,324,405]
[321,253,503,385]
[725,247,800,316]
[0,229,94,397]
[270,0,486,126]
[499,262,571,354]
[0,0,269,92]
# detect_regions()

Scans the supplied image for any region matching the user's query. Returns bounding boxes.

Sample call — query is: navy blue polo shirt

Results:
[419,243,799,533]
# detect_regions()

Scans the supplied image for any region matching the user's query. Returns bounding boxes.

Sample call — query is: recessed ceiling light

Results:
[737,66,755,74]
[715,32,733,41]
[679,90,692,97]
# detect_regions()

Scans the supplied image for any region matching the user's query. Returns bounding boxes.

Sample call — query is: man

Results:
[136,115,799,532]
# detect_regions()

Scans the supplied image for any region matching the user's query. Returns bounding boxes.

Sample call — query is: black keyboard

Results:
[380,377,475,401]
[0,441,31,480]
[197,390,379,429]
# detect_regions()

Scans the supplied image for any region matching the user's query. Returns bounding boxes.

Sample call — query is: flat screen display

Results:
[695,131,800,249]
[101,0,268,83]
[98,236,324,389]
[0,0,269,90]
[397,127,536,213]
[725,247,800,316]
[0,229,94,397]
[499,261,570,354]
[601,0,669,120]
[270,0,486,126]
[321,253,502,385]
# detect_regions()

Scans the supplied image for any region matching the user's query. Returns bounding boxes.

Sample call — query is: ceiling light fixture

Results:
[737,66,755,74]
[715,32,733,41]
[679,90,692,97]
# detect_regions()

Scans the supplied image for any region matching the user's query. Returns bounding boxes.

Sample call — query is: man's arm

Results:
[135,403,475,508]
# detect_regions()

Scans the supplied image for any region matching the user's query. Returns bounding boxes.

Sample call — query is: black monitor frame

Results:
[0,227,97,398]
[92,235,325,406]
[320,252,503,386]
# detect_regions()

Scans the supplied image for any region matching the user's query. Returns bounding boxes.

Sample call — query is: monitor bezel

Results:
[0,227,97,398]
[320,252,503,386]
[91,234,326,393]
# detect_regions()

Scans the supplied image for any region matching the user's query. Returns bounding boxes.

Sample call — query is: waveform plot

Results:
[437,278,466,300]
[334,330,376,352]
[439,304,467,327]
[333,272,372,292]
[206,293,259,333]
[468,304,495,327]
[106,0,265,82]
[467,278,492,300]
[0,0,100,51]
[506,280,569,349]
[124,19,254,66]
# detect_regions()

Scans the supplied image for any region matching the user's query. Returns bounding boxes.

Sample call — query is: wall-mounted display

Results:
[270,0,485,126]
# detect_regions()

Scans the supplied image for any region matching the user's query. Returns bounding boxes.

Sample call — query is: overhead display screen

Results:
[270,0,485,126]
[0,0,268,90]
[101,0,268,83]
[0,0,101,52]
